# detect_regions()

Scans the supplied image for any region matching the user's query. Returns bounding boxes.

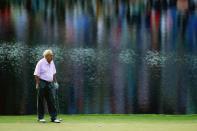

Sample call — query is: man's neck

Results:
[44,58,51,64]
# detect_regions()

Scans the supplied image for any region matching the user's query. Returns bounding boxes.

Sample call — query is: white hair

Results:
[43,49,53,57]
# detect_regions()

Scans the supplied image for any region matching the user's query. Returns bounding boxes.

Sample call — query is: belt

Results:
[40,79,52,84]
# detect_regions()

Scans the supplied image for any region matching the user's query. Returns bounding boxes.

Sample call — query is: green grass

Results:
[0,114,197,131]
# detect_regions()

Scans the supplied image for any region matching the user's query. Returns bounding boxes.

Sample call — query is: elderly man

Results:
[34,49,60,123]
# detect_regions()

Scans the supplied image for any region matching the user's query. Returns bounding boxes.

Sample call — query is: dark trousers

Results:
[37,80,57,120]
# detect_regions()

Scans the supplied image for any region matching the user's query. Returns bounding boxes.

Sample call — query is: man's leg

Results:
[37,86,45,120]
[45,84,57,121]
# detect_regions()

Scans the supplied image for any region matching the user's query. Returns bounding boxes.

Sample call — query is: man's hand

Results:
[35,76,40,89]
[36,83,39,89]
[54,82,59,89]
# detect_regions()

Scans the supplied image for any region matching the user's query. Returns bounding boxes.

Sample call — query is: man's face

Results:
[46,54,53,63]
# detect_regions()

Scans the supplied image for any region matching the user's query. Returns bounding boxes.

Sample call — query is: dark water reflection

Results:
[0,0,197,114]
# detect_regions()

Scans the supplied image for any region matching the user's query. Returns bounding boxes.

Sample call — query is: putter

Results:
[55,87,62,121]
[53,82,63,121]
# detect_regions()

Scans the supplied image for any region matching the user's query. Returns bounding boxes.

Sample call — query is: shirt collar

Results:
[43,58,52,65]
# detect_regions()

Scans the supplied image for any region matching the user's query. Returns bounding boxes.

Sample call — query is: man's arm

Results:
[34,61,41,89]
[53,74,59,89]
[35,75,40,89]
[53,74,57,83]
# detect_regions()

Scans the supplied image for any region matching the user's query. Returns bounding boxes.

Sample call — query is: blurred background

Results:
[0,0,197,115]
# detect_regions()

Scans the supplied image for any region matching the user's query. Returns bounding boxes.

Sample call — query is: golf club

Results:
[54,83,62,121]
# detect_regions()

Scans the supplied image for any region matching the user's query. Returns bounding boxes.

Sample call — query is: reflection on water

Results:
[0,0,197,114]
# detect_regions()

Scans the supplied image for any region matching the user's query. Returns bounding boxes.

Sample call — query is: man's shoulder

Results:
[37,58,45,65]
[51,60,56,68]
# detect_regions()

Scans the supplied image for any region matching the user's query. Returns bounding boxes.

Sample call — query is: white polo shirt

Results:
[34,58,56,82]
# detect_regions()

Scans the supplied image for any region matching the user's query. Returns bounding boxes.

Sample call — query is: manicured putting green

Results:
[0,115,197,131]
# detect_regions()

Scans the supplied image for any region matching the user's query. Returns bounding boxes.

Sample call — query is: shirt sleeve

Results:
[34,62,41,76]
